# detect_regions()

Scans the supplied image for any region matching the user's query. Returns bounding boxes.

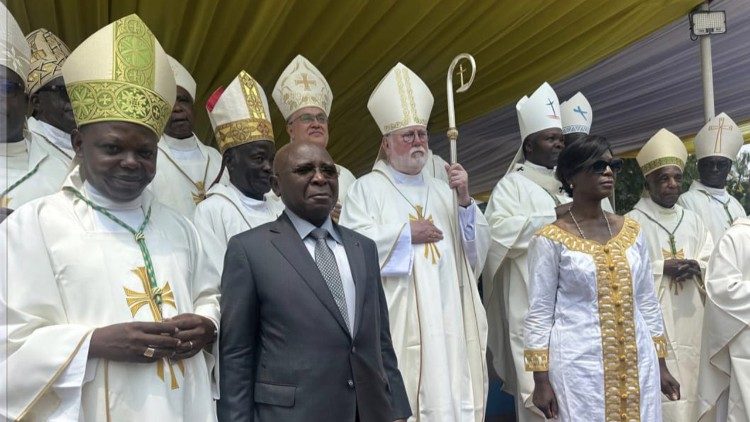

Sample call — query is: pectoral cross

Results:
[0,196,11,208]
[192,181,206,204]
[124,267,184,389]
[708,117,734,154]
[409,205,441,264]
[660,235,685,260]
[456,63,467,86]
[295,73,316,91]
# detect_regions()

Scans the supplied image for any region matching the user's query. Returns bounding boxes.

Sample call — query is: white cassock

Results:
[0,167,220,421]
[627,197,713,421]
[423,150,450,184]
[1,131,68,210]
[482,161,613,421]
[336,163,357,203]
[697,218,750,422]
[193,182,285,270]
[524,219,668,422]
[339,159,489,422]
[27,116,75,164]
[678,180,746,243]
[148,133,228,218]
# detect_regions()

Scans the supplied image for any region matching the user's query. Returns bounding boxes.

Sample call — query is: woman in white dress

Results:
[524,135,681,421]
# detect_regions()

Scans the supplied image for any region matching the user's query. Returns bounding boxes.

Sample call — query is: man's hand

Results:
[330,202,342,223]
[663,259,701,282]
[89,321,180,362]
[554,203,572,219]
[532,371,558,419]
[659,358,680,401]
[444,163,471,207]
[166,313,217,360]
[410,219,443,244]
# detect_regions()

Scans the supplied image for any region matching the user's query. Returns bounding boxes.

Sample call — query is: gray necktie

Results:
[309,227,350,331]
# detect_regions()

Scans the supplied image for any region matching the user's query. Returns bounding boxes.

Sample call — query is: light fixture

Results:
[690,10,727,36]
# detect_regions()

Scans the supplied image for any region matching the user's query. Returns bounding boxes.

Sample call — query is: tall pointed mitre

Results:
[272,54,332,120]
[0,2,30,87]
[516,82,561,141]
[62,14,176,137]
[636,128,687,176]
[368,62,434,134]
[207,70,274,154]
[26,28,70,94]
[505,82,561,174]
[560,91,592,135]
[168,55,196,100]
[694,112,744,161]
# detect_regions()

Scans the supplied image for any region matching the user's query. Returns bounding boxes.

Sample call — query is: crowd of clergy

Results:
[2,7,750,422]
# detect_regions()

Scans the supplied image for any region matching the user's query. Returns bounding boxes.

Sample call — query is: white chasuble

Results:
[336,163,357,205]
[339,160,489,422]
[149,134,227,219]
[27,116,75,164]
[481,166,570,422]
[0,167,220,421]
[627,197,713,421]
[678,180,746,243]
[697,218,750,422]
[193,182,284,271]
[1,132,68,210]
[524,220,667,422]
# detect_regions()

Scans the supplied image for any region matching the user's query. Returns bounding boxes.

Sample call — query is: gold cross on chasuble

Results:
[0,196,11,208]
[661,248,685,260]
[192,181,207,204]
[124,267,185,389]
[409,205,441,264]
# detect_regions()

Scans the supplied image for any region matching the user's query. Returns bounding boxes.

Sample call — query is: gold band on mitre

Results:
[62,14,176,137]
[636,128,688,176]
[26,28,71,94]
[208,70,274,154]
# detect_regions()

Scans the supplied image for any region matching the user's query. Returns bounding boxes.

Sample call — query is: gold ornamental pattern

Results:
[215,118,274,153]
[113,14,156,88]
[537,218,642,422]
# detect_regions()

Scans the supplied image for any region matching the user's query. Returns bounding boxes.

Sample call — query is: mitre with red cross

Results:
[207,70,274,154]
[695,112,744,161]
[272,54,332,120]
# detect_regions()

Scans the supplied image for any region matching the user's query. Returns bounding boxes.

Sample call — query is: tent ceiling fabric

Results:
[429,0,750,194]
[9,0,700,188]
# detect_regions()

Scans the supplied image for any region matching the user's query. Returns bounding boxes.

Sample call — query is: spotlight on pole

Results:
[689,9,726,37]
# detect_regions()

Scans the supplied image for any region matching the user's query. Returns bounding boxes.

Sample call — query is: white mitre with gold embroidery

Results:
[560,91,592,135]
[272,54,332,119]
[26,28,70,94]
[637,128,687,176]
[368,62,434,134]
[694,112,744,161]
[206,70,274,154]
[62,14,176,137]
[168,55,196,100]
[516,82,561,141]
[1,2,30,87]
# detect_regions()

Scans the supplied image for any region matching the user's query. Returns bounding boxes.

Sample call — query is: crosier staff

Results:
[446,53,476,164]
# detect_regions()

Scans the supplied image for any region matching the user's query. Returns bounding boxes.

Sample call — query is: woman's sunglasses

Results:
[589,158,623,174]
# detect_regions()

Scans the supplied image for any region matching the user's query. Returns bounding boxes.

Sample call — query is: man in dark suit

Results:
[218,142,411,422]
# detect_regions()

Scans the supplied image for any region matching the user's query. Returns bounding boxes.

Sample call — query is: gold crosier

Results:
[409,205,441,264]
[124,267,185,389]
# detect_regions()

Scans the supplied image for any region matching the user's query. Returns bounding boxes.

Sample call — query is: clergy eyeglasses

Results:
[589,158,623,174]
[36,84,70,101]
[289,113,328,125]
[391,130,429,145]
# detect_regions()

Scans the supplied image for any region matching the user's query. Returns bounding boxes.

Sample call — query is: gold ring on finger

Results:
[143,347,156,358]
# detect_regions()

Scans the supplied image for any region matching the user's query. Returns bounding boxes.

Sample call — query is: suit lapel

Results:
[270,214,351,338]
[339,226,367,338]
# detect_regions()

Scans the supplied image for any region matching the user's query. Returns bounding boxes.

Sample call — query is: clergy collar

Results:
[285,208,342,244]
[229,183,267,208]
[163,133,199,151]
[83,180,143,211]
[693,180,729,198]
[0,138,28,156]
[386,163,425,186]
[640,196,679,216]
[522,160,556,176]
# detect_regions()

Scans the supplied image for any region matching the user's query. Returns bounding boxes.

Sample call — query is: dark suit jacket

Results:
[218,212,411,422]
